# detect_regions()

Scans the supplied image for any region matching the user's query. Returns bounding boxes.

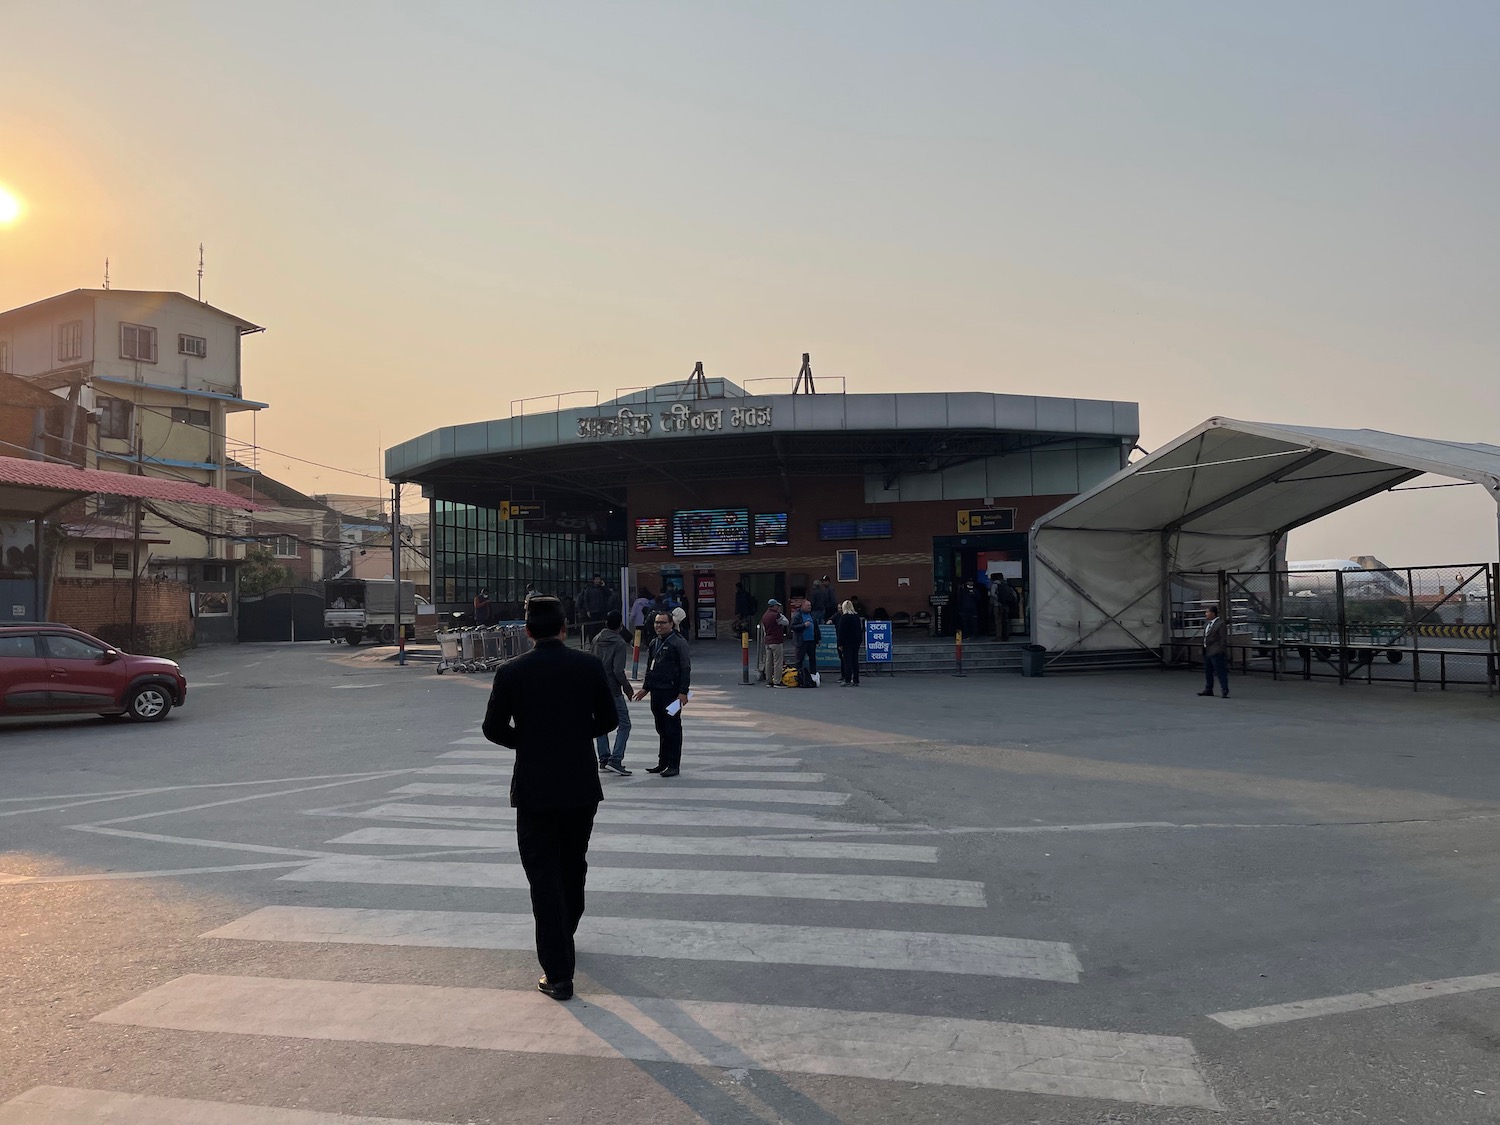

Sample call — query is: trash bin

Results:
[1020,644,1047,678]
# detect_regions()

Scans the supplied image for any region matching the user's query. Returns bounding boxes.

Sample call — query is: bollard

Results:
[397,627,407,666]
[954,629,966,677]
[741,630,751,684]
[631,628,642,677]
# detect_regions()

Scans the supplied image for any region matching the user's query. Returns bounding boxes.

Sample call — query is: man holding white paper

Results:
[634,611,692,777]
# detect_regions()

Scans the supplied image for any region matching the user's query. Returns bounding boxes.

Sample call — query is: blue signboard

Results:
[865,620,893,663]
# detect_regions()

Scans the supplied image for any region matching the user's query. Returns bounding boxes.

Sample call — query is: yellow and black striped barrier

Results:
[1417,623,1497,641]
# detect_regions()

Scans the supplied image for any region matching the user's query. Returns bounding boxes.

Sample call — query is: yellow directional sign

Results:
[957,508,1016,533]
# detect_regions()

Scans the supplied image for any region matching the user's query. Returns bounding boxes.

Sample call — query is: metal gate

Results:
[238,586,331,642]
[1169,563,1498,692]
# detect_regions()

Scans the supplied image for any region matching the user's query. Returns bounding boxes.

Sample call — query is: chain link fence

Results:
[1169,564,1498,692]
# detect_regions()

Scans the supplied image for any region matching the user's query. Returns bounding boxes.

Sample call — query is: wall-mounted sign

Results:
[957,507,1016,533]
[576,403,774,440]
[835,549,859,583]
[499,500,545,520]
[635,517,670,551]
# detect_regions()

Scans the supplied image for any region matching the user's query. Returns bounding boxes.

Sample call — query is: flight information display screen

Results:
[753,512,788,547]
[635,517,670,551]
[672,508,751,556]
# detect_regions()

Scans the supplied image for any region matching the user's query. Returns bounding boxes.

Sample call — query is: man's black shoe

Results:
[598,761,610,771]
[660,768,680,778]
[605,762,633,776]
[1221,692,1230,698]
[1197,690,1214,696]
[537,977,573,1001]
[645,765,667,774]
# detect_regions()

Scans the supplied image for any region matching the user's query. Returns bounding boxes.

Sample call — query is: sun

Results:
[0,187,21,224]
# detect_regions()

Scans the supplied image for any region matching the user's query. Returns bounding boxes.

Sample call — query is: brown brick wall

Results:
[626,474,1070,618]
[51,576,194,656]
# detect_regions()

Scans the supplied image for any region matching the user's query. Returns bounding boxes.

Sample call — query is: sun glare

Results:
[0,187,21,224]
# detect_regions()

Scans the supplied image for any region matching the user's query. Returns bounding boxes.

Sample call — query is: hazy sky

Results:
[2,1,1497,562]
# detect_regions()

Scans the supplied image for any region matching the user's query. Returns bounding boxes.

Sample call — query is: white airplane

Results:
[1286,559,1408,599]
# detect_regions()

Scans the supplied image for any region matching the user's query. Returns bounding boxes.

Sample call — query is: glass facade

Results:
[433,501,625,616]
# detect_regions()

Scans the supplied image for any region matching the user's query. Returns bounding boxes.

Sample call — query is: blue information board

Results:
[865,620,893,663]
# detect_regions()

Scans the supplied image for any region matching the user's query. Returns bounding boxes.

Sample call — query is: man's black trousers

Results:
[515,803,598,984]
[649,688,683,769]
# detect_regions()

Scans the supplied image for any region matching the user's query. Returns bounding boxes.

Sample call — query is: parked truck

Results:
[324,578,421,646]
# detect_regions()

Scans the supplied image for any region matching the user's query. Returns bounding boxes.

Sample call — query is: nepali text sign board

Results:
[865,620,893,663]
[499,501,545,520]
[956,507,1016,533]
[577,403,774,440]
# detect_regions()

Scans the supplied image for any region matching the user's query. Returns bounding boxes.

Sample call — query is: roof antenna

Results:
[197,243,204,302]
[103,258,110,290]
[686,360,709,400]
[792,352,816,395]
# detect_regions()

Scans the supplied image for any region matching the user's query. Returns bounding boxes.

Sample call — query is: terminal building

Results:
[386,376,1139,639]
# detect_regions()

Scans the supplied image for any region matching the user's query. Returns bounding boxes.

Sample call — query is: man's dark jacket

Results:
[643,631,692,695]
[578,583,611,620]
[482,638,618,808]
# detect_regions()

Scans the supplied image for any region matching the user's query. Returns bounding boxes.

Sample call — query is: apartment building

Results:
[0,289,265,641]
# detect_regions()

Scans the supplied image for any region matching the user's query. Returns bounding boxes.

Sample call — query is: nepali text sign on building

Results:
[577,403,774,441]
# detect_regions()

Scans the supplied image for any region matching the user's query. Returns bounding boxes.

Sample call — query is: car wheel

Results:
[344,629,363,646]
[126,684,173,722]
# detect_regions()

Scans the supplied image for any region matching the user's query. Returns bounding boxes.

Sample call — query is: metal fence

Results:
[1169,563,1499,692]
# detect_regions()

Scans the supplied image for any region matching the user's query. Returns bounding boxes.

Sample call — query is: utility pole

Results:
[392,483,405,665]
[128,427,143,651]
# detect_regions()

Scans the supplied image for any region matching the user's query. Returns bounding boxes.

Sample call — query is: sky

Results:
[1,1,1497,563]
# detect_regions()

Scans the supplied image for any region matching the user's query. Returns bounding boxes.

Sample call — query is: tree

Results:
[239,546,293,596]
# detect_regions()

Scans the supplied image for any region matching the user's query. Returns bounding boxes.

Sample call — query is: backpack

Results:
[781,668,800,688]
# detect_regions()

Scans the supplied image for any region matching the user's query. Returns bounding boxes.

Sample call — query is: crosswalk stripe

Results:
[693,758,803,769]
[0,1087,448,1125]
[435,750,803,769]
[94,976,1218,1109]
[281,857,985,905]
[393,782,847,806]
[208,906,1075,981]
[620,771,821,783]
[325,827,934,861]
[355,802,881,832]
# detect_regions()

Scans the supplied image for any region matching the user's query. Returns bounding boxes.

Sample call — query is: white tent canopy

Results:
[1029,418,1500,657]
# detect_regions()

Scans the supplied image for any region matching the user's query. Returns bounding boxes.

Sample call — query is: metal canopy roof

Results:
[1030,418,1500,657]
[388,389,1139,505]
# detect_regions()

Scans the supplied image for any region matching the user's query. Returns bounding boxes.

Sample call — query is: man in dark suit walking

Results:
[1198,604,1230,699]
[482,596,619,1001]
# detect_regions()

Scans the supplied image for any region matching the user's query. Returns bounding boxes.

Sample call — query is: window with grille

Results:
[170,407,211,426]
[271,535,298,558]
[58,320,84,362]
[98,397,133,440]
[74,551,92,571]
[112,553,131,571]
[119,323,157,363]
[178,334,207,358]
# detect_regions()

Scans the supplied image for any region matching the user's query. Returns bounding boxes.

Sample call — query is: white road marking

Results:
[281,856,985,905]
[581,787,850,806]
[210,906,1074,981]
[356,801,882,832]
[330,684,378,690]
[95,976,1217,1109]
[71,825,339,858]
[1208,971,1500,1029]
[0,861,311,886]
[692,758,804,770]
[447,736,491,745]
[617,771,822,784]
[325,827,935,861]
[79,773,416,827]
[189,682,226,688]
[0,1086,449,1125]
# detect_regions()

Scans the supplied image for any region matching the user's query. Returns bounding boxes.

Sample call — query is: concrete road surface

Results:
[2,642,1498,1124]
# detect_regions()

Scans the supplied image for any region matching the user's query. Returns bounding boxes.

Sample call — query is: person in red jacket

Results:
[760,599,788,687]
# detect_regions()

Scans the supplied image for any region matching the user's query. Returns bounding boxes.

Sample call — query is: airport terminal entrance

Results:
[931,532,1029,637]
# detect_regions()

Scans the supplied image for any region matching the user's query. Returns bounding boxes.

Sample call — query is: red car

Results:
[0,624,188,722]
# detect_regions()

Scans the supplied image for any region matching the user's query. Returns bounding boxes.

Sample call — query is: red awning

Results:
[0,455,264,517]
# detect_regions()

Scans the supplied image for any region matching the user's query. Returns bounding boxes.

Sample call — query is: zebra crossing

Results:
[15,683,1222,1118]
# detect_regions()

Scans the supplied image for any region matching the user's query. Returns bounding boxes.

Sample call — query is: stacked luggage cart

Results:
[435,623,532,674]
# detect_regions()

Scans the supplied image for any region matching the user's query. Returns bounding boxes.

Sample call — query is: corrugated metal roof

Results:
[0,455,262,510]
